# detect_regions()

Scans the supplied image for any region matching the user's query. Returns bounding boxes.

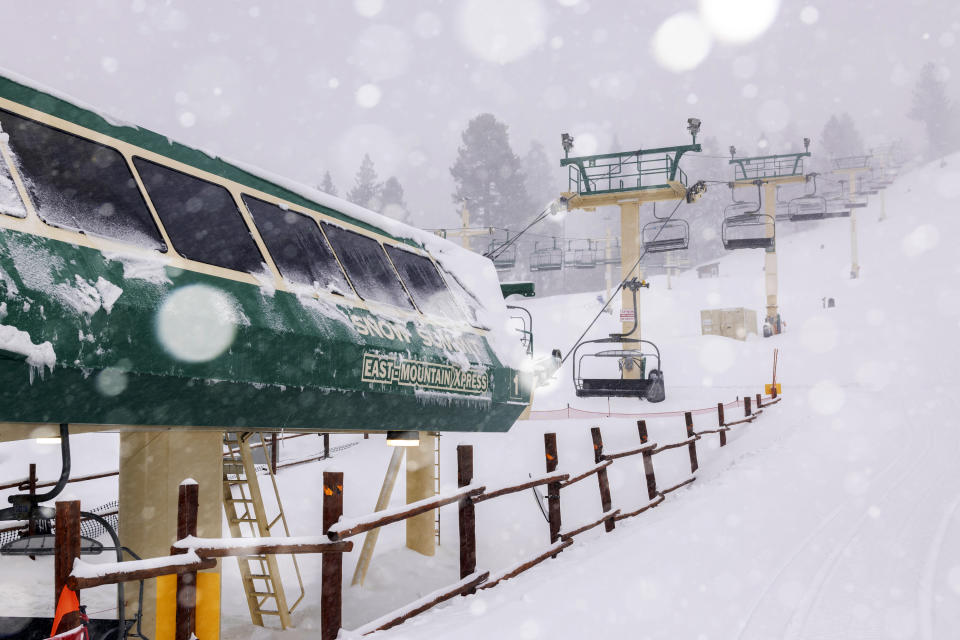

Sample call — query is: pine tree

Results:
[450,113,531,228]
[909,63,957,158]
[522,141,557,209]
[347,154,382,210]
[380,176,410,223]
[319,170,338,197]
[820,113,865,159]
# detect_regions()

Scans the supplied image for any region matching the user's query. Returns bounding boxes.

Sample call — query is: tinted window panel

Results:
[385,246,463,320]
[0,109,163,248]
[243,195,351,295]
[320,223,413,310]
[0,156,26,218]
[134,157,263,273]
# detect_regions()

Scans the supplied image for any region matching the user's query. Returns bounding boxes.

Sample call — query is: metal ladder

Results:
[222,432,305,629]
[433,432,441,545]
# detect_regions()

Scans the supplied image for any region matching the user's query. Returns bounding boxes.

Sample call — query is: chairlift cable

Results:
[559,197,686,366]
[483,199,566,261]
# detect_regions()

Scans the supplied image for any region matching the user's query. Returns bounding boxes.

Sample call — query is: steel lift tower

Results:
[728,141,811,336]
[560,120,705,378]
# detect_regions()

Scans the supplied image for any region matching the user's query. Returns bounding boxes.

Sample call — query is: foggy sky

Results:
[0,0,956,233]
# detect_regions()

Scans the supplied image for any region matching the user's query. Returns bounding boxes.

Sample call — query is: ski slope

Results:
[341,154,960,639]
[2,155,959,638]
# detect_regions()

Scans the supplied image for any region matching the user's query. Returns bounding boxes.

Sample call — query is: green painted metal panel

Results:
[499,282,535,298]
[0,229,530,432]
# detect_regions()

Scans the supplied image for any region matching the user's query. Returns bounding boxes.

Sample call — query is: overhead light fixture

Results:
[561,133,574,158]
[35,437,62,445]
[687,118,701,144]
[386,430,420,447]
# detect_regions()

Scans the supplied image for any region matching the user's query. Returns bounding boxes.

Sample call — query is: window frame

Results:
[132,155,267,274]
[382,244,468,321]
[319,220,418,312]
[0,107,167,250]
[241,193,356,297]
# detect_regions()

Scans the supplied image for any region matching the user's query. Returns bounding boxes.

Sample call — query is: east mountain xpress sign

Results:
[362,353,490,394]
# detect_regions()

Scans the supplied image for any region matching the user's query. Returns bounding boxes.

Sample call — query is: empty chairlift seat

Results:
[722,213,775,250]
[788,194,828,222]
[566,239,597,269]
[529,240,563,271]
[641,219,689,253]
[486,235,517,271]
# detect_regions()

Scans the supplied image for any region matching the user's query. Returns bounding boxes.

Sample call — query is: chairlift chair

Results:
[571,278,665,402]
[566,239,597,269]
[642,203,690,253]
[529,239,563,272]
[506,304,533,357]
[721,182,774,250]
[486,233,517,271]
[787,173,828,222]
[856,176,879,196]
[601,239,621,265]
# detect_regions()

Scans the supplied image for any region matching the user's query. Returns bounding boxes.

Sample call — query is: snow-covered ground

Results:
[2,155,959,638]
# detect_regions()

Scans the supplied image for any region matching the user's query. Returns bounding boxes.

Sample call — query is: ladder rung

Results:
[256,610,282,616]
[226,497,255,503]
[251,592,278,598]
[248,574,272,580]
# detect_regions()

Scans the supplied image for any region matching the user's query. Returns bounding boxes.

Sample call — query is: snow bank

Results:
[70,549,203,579]
[102,250,172,285]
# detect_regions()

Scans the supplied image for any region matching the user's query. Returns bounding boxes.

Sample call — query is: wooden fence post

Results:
[270,433,278,474]
[28,464,37,538]
[717,403,727,447]
[684,412,699,473]
[744,396,752,417]
[175,480,199,640]
[54,500,81,634]
[544,434,561,544]
[590,427,615,532]
[322,471,343,640]
[457,445,476,585]
[756,393,763,409]
[637,421,657,500]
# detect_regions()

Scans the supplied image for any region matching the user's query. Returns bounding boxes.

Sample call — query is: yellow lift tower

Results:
[831,155,873,279]
[559,120,705,377]
[725,141,811,336]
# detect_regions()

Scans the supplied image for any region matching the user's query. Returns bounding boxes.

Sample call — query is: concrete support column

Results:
[405,433,436,556]
[119,431,223,635]
[763,183,779,328]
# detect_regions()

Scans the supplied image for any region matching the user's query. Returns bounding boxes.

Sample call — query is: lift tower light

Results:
[561,133,575,158]
[729,145,737,158]
[687,118,701,144]
[803,137,811,152]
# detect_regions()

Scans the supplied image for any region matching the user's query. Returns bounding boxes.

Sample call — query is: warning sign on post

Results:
[619,309,635,323]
